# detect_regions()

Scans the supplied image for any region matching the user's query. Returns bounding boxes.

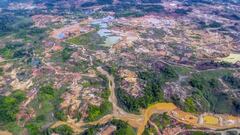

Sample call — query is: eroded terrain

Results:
[0,0,240,135]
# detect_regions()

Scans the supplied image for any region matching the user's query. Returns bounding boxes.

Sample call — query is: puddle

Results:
[56,33,65,39]
[102,36,121,47]
[91,16,121,47]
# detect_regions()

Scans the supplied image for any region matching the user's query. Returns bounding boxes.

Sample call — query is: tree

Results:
[0,91,25,123]
[51,125,73,135]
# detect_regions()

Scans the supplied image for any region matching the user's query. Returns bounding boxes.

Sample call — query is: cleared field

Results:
[66,31,105,48]
[219,53,240,63]
[0,131,12,135]
[50,23,92,40]
[170,109,198,125]
[203,115,219,125]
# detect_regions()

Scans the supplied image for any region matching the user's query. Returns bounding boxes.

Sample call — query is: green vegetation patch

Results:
[82,119,136,135]
[15,27,47,44]
[86,87,112,121]
[183,97,198,113]
[151,113,171,130]
[175,9,192,15]
[172,65,192,75]
[0,91,25,123]
[85,74,112,122]
[71,61,89,72]
[48,124,73,135]
[0,42,24,59]
[66,31,105,49]
[142,127,157,135]
[26,86,67,135]
[136,5,165,13]
[186,70,240,114]
[115,10,144,18]
[222,74,240,89]
[0,14,33,37]
[50,46,74,64]
[0,91,26,134]
[180,131,211,135]
[111,119,136,135]
[61,47,74,62]
[86,101,112,122]
[198,21,222,29]
[116,66,178,113]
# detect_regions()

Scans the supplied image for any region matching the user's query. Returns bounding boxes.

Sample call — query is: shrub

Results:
[51,124,73,135]
[0,91,25,123]
[222,75,240,89]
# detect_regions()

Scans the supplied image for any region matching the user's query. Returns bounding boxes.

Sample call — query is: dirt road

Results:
[0,131,12,135]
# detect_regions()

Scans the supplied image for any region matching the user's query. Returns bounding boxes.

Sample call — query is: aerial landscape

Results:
[0,0,240,135]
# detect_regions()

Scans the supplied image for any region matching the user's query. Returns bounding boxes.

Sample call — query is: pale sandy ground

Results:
[219,53,240,63]
[0,131,12,135]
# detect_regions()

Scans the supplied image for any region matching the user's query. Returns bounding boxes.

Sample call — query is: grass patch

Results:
[26,86,67,135]
[0,91,26,135]
[86,101,112,122]
[48,124,73,135]
[82,119,136,135]
[66,31,105,50]
[0,91,25,123]
[183,97,198,113]
[172,66,192,75]
[186,69,239,114]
